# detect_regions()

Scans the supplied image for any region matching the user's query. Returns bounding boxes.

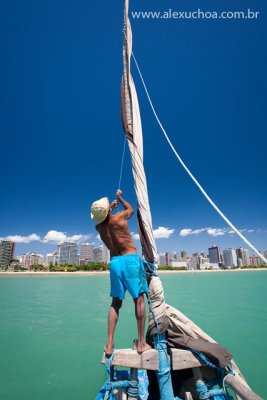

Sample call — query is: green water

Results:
[0,271,266,399]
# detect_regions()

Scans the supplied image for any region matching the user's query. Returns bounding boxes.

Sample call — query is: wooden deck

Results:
[101,348,204,370]
[101,348,262,400]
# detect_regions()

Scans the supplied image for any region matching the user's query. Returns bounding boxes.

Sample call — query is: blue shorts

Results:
[110,254,148,300]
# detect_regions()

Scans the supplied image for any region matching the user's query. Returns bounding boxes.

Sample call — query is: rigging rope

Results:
[118,136,127,190]
[131,51,267,265]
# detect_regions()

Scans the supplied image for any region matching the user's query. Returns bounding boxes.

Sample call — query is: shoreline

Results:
[0,268,266,276]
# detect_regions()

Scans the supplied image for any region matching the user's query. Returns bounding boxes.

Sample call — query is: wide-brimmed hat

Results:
[91,197,110,225]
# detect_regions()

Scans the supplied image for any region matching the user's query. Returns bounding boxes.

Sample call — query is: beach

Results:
[1,268,266,275]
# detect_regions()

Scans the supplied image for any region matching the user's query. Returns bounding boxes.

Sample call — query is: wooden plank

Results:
[224,375,263,400]
[169,348,204,370]
[101,349,159,370]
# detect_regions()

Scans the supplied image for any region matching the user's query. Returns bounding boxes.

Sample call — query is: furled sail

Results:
[121,0,157,265]
[121,0,168,329]
[121,0,169,330]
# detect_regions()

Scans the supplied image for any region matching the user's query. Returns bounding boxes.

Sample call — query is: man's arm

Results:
[116,190,134,219]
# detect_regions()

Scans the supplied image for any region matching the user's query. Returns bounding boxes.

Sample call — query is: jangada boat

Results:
[96,1,264,399]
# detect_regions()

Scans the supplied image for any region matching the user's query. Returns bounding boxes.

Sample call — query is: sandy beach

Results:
[0,268,266,276]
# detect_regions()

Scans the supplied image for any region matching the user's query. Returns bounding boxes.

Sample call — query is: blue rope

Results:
[127,380,139,397]
[187,348,220,370]
[143,259,158,276]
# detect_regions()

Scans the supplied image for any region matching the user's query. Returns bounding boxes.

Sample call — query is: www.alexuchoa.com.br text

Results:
[131,9,260,21]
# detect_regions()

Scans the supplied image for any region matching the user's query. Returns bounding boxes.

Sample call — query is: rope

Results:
[131,51,267,265]
[118,136,127,190]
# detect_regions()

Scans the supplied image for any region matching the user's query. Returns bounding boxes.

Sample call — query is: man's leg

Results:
[134,294,151,354]
[105,297,122,356]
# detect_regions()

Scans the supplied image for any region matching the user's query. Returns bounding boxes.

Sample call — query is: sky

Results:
[0,0,266,257]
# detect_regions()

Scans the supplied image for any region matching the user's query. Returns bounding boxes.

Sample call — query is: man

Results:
[91,190,151,356]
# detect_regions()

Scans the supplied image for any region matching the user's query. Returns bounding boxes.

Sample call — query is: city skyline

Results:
[1,0,266,260]
[8,233,267,260]
[1,225,266,258]
[11,240,267,269]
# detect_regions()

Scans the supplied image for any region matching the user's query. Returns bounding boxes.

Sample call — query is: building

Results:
[171,261,187,268]
[208,246,221,264]
[93,245,110,263]
[46,251,59,266]
[250,255,262,266]
[222,249,237,267]
[187,257,197,270]
[20,252,44,268]
[80,243,94,264]
[170,251,179,261]
[180,251,188,259]
[58,242,78,265]
[165,252,171,266]
[236,247,250,267]
[200,262,220,270]
[158,254,166,266]
[0,240,15,268]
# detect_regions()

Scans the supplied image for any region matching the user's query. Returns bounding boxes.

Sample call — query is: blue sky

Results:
[0,0,266,257]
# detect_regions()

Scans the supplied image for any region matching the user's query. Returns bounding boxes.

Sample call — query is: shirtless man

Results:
[91,190,151,355]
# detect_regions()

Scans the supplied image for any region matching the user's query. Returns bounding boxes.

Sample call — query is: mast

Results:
[121,0,158,265]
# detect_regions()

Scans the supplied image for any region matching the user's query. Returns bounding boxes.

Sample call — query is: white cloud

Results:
[180,227,227,237]
[180,228,208,237]
[43,230,89,244]
[228,228,255,235]
[43,230,66,243]
[153,226,174,239]
[3,233,41,243]
[132,227,174,241]
[96,234,101,241]
[68,234,89,242]
[180,229,193,237]
[206,228,226,237]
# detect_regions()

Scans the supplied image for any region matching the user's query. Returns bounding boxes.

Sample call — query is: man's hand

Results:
[110,200,118,211]
[114,190,133,218]
[116,189,122,199]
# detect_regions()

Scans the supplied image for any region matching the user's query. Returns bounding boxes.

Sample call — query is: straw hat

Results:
[91,197,110,225]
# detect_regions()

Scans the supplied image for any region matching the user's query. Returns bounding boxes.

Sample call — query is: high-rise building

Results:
[22,252,44,268]
[187,257,197,270]
[80,243,94,263]
[250,256,262,266]
[0,240,15,268]
[165,252,171,266]
[93,245,110,263]
[208,246,221,264]
[159,254,166,266]
[58,242,78,265]
[181,251,188,259]
[236,247,250,267]
[222,249,237,267]
[46,251,59,266]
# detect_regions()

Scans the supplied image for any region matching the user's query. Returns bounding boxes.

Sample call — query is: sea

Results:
[0,271,266,400]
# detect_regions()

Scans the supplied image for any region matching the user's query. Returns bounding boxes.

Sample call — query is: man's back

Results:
[97,211,137,257]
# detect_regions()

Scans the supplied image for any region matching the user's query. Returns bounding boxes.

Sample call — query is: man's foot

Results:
[104,342,114,357]
[137,341,151,354]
